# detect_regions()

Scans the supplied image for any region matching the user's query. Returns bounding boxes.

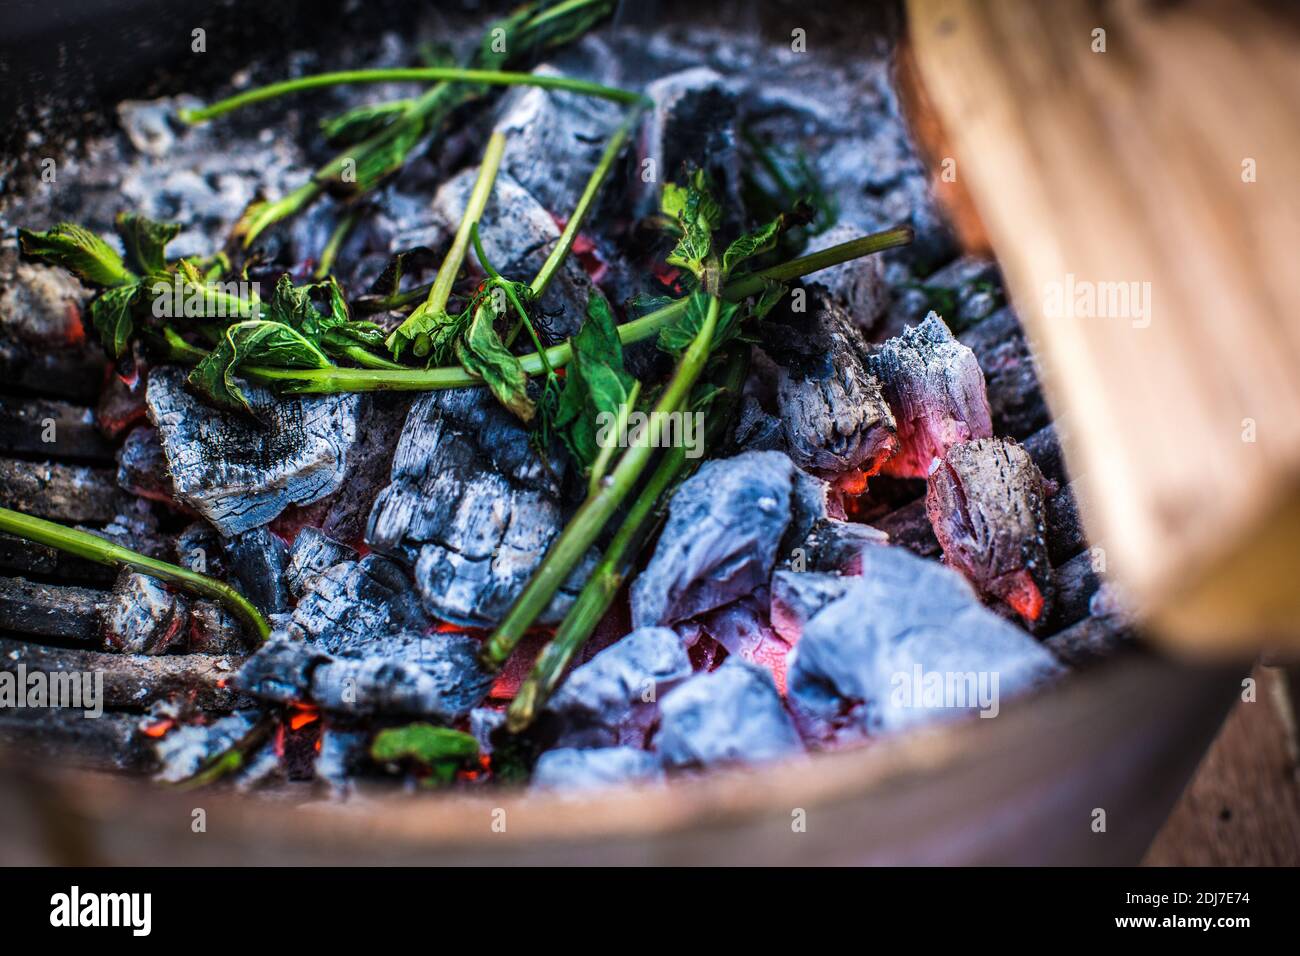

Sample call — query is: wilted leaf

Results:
[188,320,332,414]
[320,99,414,148]
[18,223,134,288]
[114,212,180,276]
[89,285,140,357]
[456,300,534,422]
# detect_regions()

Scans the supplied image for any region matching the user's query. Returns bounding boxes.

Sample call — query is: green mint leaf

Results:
[387,299,465,361]
[552,294,637,471]
[370,723,479,764]
[188,320,332,414]
[114,212,180,276]
[456,300,535,422]
[656,289,742,356]
[89,285,141,358]
[18,223,134,288]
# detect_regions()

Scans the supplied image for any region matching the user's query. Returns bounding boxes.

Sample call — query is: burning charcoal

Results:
[284,527,358,599]
[925,437,1053,626]
[874,498,940,559]
[174,521,225,578]
[1046,481,1087,565]
[786,547,1063,742]
[0,577,104,644]
[643,68,743,226]
[0,459,126,523]
[0,395,113,460]
[1045,614,1134,668]
[233,638,325,704]
[958,307,1048,439]
[116,425,175,503]
[152,712,256,784]
[655,660,803,769]
[548,627,691,749]
[308,631,492,721]
[188,600,247,654]
[869,313,993,478]
[630,451,818,629]
[223,525,290,616]
[688,591,794,694]
[770,570,854,644]
[145,365,363,536]
[531,747,663,791]
[286,555,429,655]
[429,171,593,341]
[803,223,891,331]
[83,504,170,560]
[368,386,594,628]
[493,64,625,215]
[315,724,370,795]
[760,288,898,478]
[101,570,190,655]
[1044,551,1103,634]
[470,707,506,755]
[0,260,87,348]
[96,369,149,441]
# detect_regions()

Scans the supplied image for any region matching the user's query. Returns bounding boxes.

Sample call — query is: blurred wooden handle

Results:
[905,0,1300,655]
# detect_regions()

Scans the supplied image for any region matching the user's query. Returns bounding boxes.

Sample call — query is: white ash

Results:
[547,626,691,749]
[152,711,256,785]
[786,546,1063,743]
[146,365,362,536]
[654,660,803,770]
[283,527,357,599]
[367,386,595,628]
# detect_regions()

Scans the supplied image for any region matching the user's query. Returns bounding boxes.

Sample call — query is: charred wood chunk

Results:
[0,531,114,585]
[318,393,411,544]
[0,458,126,523]
[367,387,592,628]
[233,637,324,704]
[174,521,225,578]
[116,425,175,502]
[787,547,1063,743]
[874,498,940,559]
[96,367,149,440]
[430,170,592,342]
[643,67,743,228]
[1022,422,1067,487]
[869,312,993,479]
[0,260,88,348]
[0,577,104,643]
[925,437,1054,627]
[531,746,663,791]
[630,451,821,629]
[152,711,257,784]
[0,337,103,403]
[1044,550,1103,635]
[145,365,362,537]
[803,223,891,332]
[958,306,1048,439]
[686,590,795,693]
[314,724,371,796]
[494,65,626,216]
[761,289,898,477]
[548,627,691,749]
[287,555,429,656]
[308,631,492,721]
[1046,480,1088,566]
[770,570,854,645]
[0,395,113,460]
[222,525,290,617]
[732,394,787,455]
[0,637,246,711]
[0,709,150,773]
[102,570,190,655]
[284,527,357,599]
[187,600,247,655]
[84,505,170,560]
[1045,614,1135,668]
[790,518,889,575]
[655,660,803,769]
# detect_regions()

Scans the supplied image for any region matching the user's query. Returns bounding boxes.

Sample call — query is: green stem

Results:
[0,507,271,643]
[480,295,721,670]
[529,109,641,299]
[587,379,641,498]
[247,227,912,392]
[339,343,406,370]
[314,209,357,279]
[386,132,507,355]
[179,69,646,124]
